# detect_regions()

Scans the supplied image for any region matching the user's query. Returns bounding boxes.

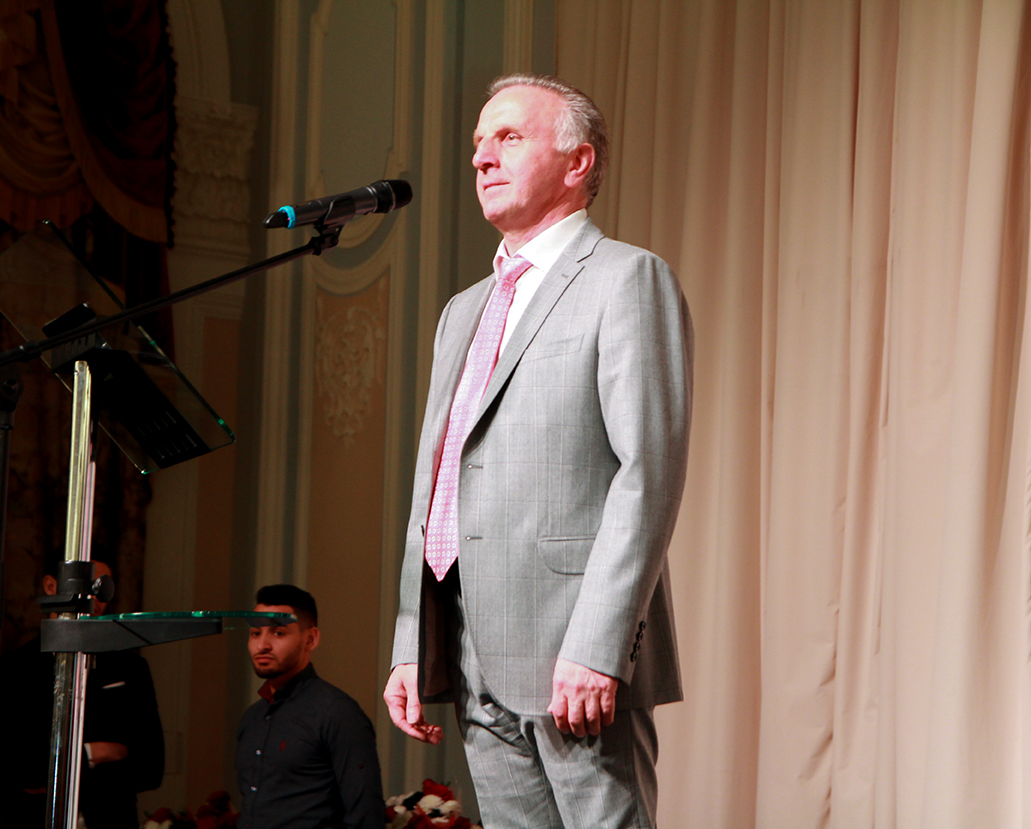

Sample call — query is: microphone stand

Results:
[0,222,342,369]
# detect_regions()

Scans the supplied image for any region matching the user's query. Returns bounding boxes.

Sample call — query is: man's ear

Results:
[306,625,321,652]
[43,575,58,596]
[564,142,595,191]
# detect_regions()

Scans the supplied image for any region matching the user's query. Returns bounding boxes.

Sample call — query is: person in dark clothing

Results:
[0,560,165,829]
[236,584,383,829]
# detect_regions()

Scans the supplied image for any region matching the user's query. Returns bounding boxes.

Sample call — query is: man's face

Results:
[248,604,317,683]
[472,85,584,241]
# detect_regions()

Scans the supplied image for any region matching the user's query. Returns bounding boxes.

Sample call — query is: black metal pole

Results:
[0,361,23,650]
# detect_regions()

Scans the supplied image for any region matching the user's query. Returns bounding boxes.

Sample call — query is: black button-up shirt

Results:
[236,664,383,829]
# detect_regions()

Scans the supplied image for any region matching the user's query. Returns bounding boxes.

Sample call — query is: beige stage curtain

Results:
[558,1,1031,827]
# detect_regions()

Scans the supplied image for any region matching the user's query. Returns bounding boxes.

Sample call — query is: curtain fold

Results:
[558,0,1031,826]
[41,0,174,244]
[0,0,174,243]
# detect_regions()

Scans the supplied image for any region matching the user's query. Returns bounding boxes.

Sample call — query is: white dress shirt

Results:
[489,209,589,357]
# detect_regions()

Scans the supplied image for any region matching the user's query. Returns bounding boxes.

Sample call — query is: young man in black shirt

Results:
[236,584,383,829]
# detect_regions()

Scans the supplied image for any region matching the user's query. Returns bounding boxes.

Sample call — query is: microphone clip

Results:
[309,226,341,255]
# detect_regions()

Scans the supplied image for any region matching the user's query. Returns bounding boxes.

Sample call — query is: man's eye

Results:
[504,133,519,142]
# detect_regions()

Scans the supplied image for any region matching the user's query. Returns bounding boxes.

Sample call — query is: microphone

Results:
[263,179,413,230]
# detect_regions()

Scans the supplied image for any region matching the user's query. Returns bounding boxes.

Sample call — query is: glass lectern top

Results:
[88,611,298,630]
[39,611,299,653]
[0,222,234,473]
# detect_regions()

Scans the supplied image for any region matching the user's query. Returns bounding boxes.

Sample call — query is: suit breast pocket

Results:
[524,334,584,362]
[538,536,595,574]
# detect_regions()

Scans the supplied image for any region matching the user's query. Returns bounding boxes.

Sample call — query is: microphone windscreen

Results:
[263,210,290,229]
[384,179,413,211]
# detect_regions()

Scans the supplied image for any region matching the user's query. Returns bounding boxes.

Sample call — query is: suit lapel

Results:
[427,282,492,453]
[476,220,604,420]
[440,285,491,392]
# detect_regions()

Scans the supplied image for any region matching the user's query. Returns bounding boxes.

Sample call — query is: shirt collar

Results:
[258,662,317,703]
[493,209,589,277]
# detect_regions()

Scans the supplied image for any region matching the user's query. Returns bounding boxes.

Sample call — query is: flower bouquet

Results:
[141,807,194,829]
[385,778,481,829]
[141,790,239,829]
[194,790,238,829]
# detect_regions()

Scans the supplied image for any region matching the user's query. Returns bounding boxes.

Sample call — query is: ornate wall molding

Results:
[305,0,413,253]
[313,279,388,446]
[173,96,258,258]
[166,0,232,104]
[293,210,407,592]
[142,1,245,815]
[254,0,302,597]
[291,0,414,594]
[414,0,449,420]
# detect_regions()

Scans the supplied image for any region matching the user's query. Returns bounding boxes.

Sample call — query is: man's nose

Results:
[472,140,496,170]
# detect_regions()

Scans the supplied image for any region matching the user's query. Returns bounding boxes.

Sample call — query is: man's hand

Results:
[383,664,443,744]
[548,658,618,738]
[86,741,128,765]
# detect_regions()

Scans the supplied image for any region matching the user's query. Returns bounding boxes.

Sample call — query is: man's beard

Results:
[252,656,296,679]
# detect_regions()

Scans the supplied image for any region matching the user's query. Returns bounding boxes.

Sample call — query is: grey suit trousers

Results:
[445,572,659,829]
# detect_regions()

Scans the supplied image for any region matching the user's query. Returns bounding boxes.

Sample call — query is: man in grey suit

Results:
[384,73,692,829]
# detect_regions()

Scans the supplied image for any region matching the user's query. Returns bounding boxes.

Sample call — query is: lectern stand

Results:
[0,223,331,829]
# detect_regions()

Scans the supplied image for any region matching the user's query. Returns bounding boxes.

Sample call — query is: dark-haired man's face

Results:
[248,603,320,689]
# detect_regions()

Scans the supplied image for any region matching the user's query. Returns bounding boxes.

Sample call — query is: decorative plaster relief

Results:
[172,96,259,254]
[313,279,388,445]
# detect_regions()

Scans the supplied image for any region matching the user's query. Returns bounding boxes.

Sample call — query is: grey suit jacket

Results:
[391,219,693,714]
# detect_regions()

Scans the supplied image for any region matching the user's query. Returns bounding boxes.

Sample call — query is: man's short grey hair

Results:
[487,73,609,206]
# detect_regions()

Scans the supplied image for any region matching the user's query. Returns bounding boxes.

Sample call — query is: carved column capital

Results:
[172,96,259,256]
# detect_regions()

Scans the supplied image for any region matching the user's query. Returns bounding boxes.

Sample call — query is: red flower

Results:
[150,807,174,822]
[421,779,454,801]
[194,789,238,826]
[206,790,232,810]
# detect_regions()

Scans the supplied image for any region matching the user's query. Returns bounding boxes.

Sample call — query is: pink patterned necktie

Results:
[424,254,533,581]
